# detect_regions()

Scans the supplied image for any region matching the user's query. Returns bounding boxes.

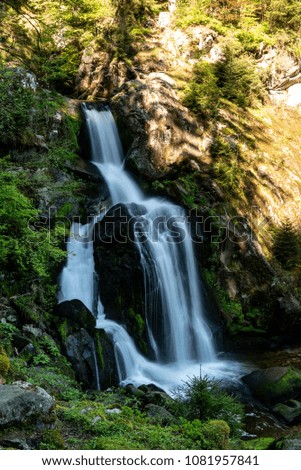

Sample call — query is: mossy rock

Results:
[54,300,96,333]
[242,367,301,405]
[272,399,301,424]
[243,437,275,450]
[272,433,301,450]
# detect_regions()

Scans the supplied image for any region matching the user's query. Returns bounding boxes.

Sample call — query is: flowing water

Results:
[59,104,245,393]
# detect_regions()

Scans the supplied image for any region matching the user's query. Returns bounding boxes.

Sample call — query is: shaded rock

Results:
[111,75,204,180]
[22,324,43,338]
[76,49,136,99]
[0,299,18,324]
[65,157,106,185]
[94,205,150,356]
[94,203,142,245]
[95,329,119,389]
[144,404,177,426]
[244,405,285,438]
[54,301,118,389]
[0,437,31,450]
[273,434,301,450]
[144,391,174,409]
[125,384,146,399]
[242,367,301,405]
[55,300,96,333]
[0,382,54,427]
[64,328,99,389]
[138,383,167,394]
[272,400,301,424]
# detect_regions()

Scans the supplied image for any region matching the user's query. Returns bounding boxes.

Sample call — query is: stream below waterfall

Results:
[58,104,249,394]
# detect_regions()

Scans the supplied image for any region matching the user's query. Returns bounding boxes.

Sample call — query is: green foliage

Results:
[174,375,244,436]
[202,420,230,450]
[32,352,51,366]
[0,323,18,341]
[179,419,230,450]
[0,68,34,146]
[183,62,220,120]
[0,173,66,312]
[58,394,234,450]
[0,345,10,377]
[39,335,61,358]
[266,0,301,32]
[215,44,265,108]
[184,41,264,125]
[272,219,301,270]
[241,437,274,450]
[0,0,114,90]
[40,429,66,450]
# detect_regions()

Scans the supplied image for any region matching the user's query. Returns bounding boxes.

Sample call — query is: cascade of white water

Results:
[59,103,222,391]
[58,221,96,313]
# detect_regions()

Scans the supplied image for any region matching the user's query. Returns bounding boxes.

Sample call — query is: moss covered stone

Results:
[242,367,301,405]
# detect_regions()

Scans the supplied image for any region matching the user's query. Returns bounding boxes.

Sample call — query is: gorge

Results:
[1,0,301,451]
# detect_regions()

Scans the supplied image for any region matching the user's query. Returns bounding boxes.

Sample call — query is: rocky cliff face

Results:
[75,1,301,345]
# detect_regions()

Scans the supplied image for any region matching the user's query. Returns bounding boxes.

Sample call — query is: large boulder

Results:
[272,399,301,424]
[0,382,54,426]
[242,367,301,405]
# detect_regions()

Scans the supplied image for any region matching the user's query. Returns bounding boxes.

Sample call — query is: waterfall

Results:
[59,103,241,393]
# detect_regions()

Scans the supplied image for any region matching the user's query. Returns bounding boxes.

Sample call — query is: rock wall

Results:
[73,4,301,347]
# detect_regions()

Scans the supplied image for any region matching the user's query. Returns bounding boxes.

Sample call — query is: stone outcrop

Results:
[76,48,136,100]
[242,367,301,405]
[54,300,118,389]
[0,382,54,426]
[272,399,301,424]
[93,204,151,356]
[111,73,204,180]
[257,48,301,107]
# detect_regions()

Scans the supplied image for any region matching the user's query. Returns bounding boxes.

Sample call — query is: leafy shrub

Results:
[182,419,230,449]
[0,172,66,291]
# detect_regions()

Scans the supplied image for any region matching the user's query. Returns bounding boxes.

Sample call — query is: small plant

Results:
[32,353,51,366]
[174,375,244,436]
